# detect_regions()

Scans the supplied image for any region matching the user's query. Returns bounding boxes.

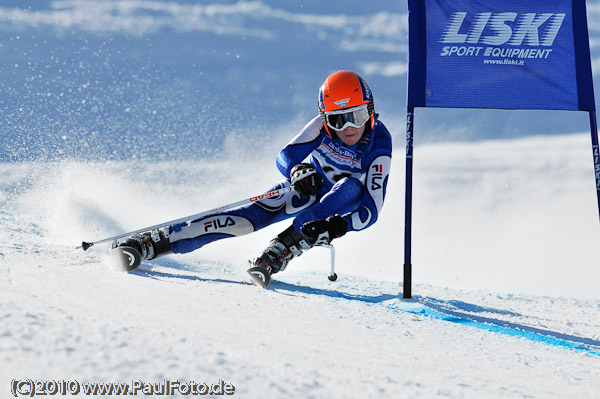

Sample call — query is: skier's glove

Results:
[290,163,324,197]
[301,214,348,246]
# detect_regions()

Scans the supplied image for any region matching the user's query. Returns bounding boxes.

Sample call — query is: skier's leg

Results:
[249,178,361,283]
[247,223,310,288]
[111,181,316,270]
[292,177,363,231]
[109,229,172,272]
[168,181,317,254]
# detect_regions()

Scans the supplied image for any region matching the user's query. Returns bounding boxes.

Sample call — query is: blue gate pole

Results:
[404,106,415,299]
[589,111,600,223]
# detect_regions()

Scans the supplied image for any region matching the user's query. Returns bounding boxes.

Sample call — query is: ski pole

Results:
[77,186,294,251]
[323,244,337,281]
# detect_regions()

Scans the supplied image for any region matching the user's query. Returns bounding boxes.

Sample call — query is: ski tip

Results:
[109,245,142,272]
[81,241,93,251]
[247,266,271,289]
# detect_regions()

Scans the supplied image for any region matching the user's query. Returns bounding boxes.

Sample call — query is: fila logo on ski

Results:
[441,12,565,47]
[204,216,236,232]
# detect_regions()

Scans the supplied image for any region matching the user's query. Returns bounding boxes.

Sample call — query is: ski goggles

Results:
[324,104,370,131]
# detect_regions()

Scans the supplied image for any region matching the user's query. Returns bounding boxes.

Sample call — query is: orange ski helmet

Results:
[318,70,375,136]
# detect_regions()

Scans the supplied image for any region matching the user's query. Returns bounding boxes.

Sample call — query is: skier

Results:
[111,70,392,287]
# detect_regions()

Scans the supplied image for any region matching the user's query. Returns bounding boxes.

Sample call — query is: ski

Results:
[247,266,271,289]
[110,245,142,272]
[246,244,338,289]
[77,186,293,251]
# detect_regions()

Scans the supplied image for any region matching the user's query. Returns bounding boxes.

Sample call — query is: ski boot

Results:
[110,229,172,272]
[247,225,312,288]
[247,215,347,288]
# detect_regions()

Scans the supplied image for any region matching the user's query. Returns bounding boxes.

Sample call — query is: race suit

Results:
[168,115,392,254]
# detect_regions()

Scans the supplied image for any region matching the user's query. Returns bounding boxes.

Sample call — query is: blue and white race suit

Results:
[169,115,392,254]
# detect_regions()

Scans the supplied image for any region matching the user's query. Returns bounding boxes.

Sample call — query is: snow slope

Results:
[2,133,600,398]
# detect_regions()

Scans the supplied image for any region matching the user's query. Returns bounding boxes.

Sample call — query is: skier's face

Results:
[337,124,366,146]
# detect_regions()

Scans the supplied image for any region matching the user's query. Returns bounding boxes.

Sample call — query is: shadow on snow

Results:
[132,262,600,355]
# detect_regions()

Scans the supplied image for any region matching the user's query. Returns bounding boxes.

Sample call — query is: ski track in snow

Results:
[2,134,600,398]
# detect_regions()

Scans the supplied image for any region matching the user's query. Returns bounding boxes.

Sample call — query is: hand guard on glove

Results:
[301,214,348,246]
[290,163,324,197]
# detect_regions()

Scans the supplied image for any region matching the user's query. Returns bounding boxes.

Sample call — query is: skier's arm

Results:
[343,125,392,232]
[276,116,324,178]
[343,153,391,232]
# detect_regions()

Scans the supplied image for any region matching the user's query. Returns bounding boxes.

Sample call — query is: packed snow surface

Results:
[2,133,600,398]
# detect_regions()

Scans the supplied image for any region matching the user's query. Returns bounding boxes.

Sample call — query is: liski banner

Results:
[407,0,595,110]
[404,0,600,298]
